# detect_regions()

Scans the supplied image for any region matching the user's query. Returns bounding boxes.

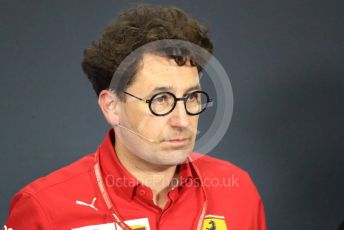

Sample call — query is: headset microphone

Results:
[115,124,161,144]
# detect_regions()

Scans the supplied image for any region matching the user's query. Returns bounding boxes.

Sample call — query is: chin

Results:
[156,148,192,166]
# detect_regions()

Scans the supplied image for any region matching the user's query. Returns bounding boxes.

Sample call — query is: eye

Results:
[188,92,199,102]
[153,94,169,104]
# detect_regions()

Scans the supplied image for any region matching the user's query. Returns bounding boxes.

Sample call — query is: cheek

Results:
[138,116,173,141]
[124,103,151,126]
[130,109,166,137]
[191,116,199,128]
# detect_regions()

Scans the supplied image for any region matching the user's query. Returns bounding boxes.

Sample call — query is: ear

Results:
[98,89,121,127]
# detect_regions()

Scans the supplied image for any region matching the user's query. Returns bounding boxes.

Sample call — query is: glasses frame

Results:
[123,90,212,116]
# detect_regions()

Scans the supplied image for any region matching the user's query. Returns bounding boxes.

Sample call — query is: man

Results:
[3,4,266,230]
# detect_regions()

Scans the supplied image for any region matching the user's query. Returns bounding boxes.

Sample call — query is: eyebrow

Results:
[150,84,201,96]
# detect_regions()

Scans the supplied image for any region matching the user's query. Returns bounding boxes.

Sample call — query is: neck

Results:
[114,141,179,207]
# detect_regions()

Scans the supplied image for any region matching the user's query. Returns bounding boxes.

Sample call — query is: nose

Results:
[169,100,190,128]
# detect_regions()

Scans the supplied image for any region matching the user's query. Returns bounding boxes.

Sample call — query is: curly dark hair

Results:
[81,4,213,99]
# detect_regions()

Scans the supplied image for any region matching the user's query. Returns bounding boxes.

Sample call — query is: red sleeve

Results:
[245,173,267,230]
[257,197,267,230]
[3,192,52,229]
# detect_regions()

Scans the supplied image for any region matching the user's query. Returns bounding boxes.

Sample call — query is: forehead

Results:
[130,52,199,92]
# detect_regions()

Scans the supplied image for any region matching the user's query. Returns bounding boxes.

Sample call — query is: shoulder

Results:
[189,152,261,198]
[18,153,95,197]
[5,153,101,228]
[189,153,267,229]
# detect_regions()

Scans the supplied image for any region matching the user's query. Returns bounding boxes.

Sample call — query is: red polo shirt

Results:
[3,129,266,230]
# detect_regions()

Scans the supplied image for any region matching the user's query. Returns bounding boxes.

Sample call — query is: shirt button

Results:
[139,189,146,196]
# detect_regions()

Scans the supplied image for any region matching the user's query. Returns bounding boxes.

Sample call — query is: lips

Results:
[162,137,191,147]
[166,137,190,142]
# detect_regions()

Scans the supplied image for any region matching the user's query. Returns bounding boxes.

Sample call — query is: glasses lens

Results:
[150,92,175,115]
[186,91,209,115]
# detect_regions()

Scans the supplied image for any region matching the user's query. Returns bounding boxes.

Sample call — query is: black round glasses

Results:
[123,90,212,116]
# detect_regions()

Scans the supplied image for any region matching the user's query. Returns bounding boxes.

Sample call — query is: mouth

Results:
[162,137,191,146]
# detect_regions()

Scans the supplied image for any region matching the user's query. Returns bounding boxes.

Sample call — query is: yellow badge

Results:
[115,217,151,230]
[130,226,146,230]
[202,214,228,230]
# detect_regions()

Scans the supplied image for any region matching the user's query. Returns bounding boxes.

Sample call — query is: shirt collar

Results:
[98,128,199,200]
